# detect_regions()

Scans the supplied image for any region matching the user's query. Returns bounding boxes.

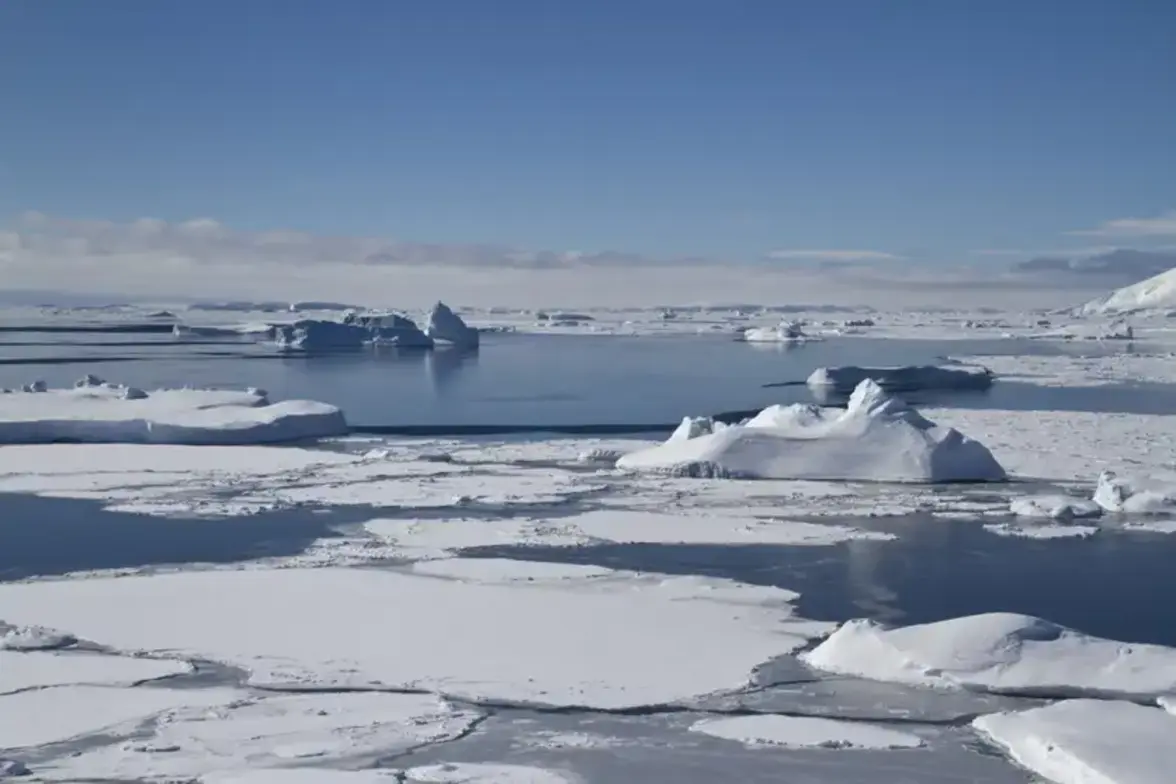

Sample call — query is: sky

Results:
[1,0,1174,304]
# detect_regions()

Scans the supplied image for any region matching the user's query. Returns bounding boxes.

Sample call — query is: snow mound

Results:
[424,301,479,348]
[739,321,810,343]
[690,714,924,750]
[802,613,1176,698]
[0,384,346,444]
[276,314,433,351]
[1010,494,1103,520]
[807,364,993,394]
[1094,470,1176,513]
[616,379,1006,483]
[1078,266,1176,314]
[974,699,1176,784]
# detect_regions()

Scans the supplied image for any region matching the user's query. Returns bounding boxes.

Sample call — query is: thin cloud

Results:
[766,249,903,262]
[1069,209,1176,238]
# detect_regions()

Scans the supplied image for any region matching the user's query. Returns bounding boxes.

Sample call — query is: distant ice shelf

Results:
[0,379,346,445]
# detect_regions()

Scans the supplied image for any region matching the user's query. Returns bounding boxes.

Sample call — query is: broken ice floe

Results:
[690,714,925,750]
[616,379,1006,483]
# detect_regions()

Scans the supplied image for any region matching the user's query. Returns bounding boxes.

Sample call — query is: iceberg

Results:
[974,700,1176,784]
[802,612,1176,699]
[1077,265,1176,314]
[424,301,479,348]
[739,321,810,343]
[0,382,346,445]
[616,380,1006,483]
[1094,470,1176,513]
[806,364,994,395]
[275,313,433,351]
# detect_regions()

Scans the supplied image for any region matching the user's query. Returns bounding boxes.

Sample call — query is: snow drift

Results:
[802,612,1176,699]
[0,381,346,444]
[1077,266,1176,314]
[615,379,1006,482]
[806,364,994,395]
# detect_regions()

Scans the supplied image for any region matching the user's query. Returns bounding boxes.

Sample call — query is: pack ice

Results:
[616,379,1006,482]
[0,380,346,444]
[802,612,1176,699]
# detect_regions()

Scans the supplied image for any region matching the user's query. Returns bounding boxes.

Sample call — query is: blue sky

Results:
[1,0,1174,263]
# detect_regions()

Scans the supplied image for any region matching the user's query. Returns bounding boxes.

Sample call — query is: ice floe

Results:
[0,650,190,693]
[1009,494,1103,520]
[425,301,479,348]
[690,714,925,750]
[802,613,1176,698]
[1094,470,1176,514]
[0,383,346,445]
[974,699,1176,784]
[36,692,481,782]
[403,763,581,784]
[616,380,1006,483]
[806,364,994,395]
[0,563,828,709]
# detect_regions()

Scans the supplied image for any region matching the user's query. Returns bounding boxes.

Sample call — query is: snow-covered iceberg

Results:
[806,364,994,395]
[739,321,810,343]
[0,382,346,445]
[615,379,1006,483]
[1077,265,1176,314]
[974,699,1176,784]
[424,301,479,348]
[275,313,433,351]
[802,612,1176,698]
[1094,470,1176,513]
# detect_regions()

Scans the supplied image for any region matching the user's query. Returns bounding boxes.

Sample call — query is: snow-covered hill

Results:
[1076,266,1176,314]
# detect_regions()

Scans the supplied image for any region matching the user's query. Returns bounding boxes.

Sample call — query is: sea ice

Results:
[616,380,1006,483]
[0,563,825,709]
[1094,470,1176,514]
[0,385,346,445]
[0,624,74,651]
[802,613,1176,698]
[974,699,1176,784]
[411,558,615,583]
[690,714,925,750]
[202,770,401,783]
[0,650,190,693]
[983,522,1099,540]
[275,314,433,351]
[38,692,481,782]
[805,364,994,394]
[424,301,479,348]
[1009,494,1103,520]
[403,763,581,784]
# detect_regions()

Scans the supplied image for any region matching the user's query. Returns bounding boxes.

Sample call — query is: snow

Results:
[616,379,1007,483]
[425,301,479,348]
[0,686,237,750]
[802,613,1176,698]
[1094,470,1176,514]
[0,624,74,651]
[690,714,925,750]
[0,384,346,445]
[275,315,433,351]
[403,763,581,784]
[37,692,481,782]
[0,650,190,693]
[974,699,1176,784]
[1077,265,1176,314]
[1009,494,1103,520]
[0,563,826,709]
[739,321,810,343]
[806,364,994,394]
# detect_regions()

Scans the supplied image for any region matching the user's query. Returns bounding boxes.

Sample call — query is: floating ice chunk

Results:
[806,364,994,394]
[275,315,433,351]
[21,380,46,393]
[802,613,1176,698]
[974,699,1176,784]
[403,763,581,783]
[739,321,810,343]
[424,301,479,348]
[41,692,480,782]
[0,564,824,709]
[0,624,75,651]
[0,759,29,778]
[616,379,1006,483]
[74,374,105,388]
[0,385,346,444]
[690,714,925,750]
[1010,494,1103,520]
[1094,470,1176,513]
[984,522,1099,540]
